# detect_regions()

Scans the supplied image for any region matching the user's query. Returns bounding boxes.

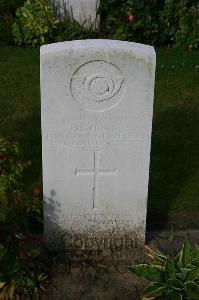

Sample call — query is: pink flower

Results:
[128,15,136,22]
[34,185,40,196]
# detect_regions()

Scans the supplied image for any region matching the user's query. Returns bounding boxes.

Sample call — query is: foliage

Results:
[100,0,163,44]
[12,0,59,47]
[0,0,25,46]
[129,240,199,299]
[100,0,199,49]
[175,1,199,50]
[2,0,197,48]
[159,0,199,49]
[0,138,48,299]
[159,0,180,45]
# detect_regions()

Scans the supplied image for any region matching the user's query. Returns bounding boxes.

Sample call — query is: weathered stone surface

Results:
[40,39,156,255]
[52,0,99,28]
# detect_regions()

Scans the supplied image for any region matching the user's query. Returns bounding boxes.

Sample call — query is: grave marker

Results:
[53,0,99,28]
[41,39,156,259]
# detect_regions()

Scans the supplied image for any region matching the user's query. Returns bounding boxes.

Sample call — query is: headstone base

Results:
[45,220,145,267]
[65,246,144,273]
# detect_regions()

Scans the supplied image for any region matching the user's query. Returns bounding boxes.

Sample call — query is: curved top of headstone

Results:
[40,39,155,62]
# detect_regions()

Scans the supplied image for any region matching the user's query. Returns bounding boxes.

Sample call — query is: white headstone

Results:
[41,40,156,255]
[53,0,99,28]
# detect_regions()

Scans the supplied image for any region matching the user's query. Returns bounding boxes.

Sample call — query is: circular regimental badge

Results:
[71,60,124,112]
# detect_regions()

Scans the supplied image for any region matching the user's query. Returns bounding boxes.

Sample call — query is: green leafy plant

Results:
[0,138,48,299]
[129,240,199,299]
[0,0,25,45]
[12,0,59,47]
[159,0,179,46]
[100,0,199,49]
[100,0,164,44]
[175,1,199,50]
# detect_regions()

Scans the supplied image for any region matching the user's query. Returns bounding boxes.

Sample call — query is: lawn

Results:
[0,46,199,227]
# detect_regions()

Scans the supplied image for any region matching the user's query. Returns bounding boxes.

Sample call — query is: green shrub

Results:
[129,240,199,299]
[9,0,199,48]
[0,138,47,299]
[175,1,199,50]
[159,0,179,45]
[100,0,164,44]
[100,0,199,49]
[12,0,59,47]
[0,0,25,45]
[160,0,199,49]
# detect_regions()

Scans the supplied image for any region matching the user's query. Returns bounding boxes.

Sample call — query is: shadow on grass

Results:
[147,106,199,228]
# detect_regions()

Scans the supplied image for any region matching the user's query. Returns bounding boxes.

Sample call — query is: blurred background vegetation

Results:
[0,0,198,49]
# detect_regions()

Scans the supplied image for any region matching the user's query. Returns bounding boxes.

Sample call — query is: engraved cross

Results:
[75,151,117,209]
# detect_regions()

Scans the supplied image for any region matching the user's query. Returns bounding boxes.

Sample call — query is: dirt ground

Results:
[46,229,199,300]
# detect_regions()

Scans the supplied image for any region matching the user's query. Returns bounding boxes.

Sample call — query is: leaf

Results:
[8,281,16,298]
[0,282,5,289]
[153,250,168,265]
[0,245,7,260]
[167,289,183,300]
[142,282,166,298]
[165,256,175,279]
[14,233,25,240]
[181,240,191,267]
[177,268,192,281]
[185,281,199,299]
[0,176,7,186]
[7,259,20,275]
[192,257,199,267]
[192,245,199,260]
[174,250,182,264]
[38,273,47,281]
[186,267,199,281]
[129,264,162,281]
[167,278,184,290]
[144,245,156,256]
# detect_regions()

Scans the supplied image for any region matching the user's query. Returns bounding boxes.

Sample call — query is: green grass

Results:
[0,46,199,226]
[0,47,40,185]
[149,48,199,225]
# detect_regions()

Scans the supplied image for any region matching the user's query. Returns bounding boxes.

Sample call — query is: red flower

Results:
[34,185,40,196]
[128,15,136,22]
